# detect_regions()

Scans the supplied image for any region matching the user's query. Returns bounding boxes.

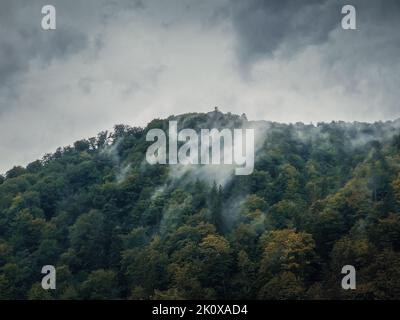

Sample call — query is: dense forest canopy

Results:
[1,110,400,299]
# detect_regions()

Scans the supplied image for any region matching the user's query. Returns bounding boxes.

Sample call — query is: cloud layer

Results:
[0,0,399,173]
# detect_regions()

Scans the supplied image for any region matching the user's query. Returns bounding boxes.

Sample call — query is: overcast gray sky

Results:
[0,0,399,173]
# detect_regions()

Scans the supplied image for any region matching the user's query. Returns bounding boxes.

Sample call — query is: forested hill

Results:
[1,110,400,299]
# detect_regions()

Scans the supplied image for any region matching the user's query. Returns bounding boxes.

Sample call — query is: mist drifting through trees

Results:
[1,111,400,299]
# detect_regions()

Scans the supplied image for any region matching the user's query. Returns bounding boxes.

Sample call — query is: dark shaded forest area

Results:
[1,111,400,299]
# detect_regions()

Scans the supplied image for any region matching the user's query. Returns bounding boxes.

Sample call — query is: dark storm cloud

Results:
[0,0,143,97]
[0,1,85,90]
[229,0,400,118]
[230,0,337,62]
[230,0,400,63]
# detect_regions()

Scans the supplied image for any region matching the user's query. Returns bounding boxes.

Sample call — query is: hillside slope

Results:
[1,111,400,299]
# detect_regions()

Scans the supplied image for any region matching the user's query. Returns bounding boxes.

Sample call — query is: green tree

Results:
[69,210,106,270]
[80,269,119,299]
